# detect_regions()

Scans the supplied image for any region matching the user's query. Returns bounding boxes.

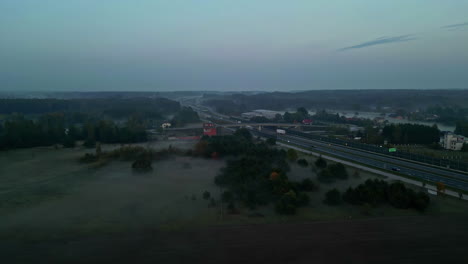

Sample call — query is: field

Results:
[1,141,468,263]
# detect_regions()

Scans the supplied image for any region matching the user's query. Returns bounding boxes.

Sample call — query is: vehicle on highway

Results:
[391,167,401,172]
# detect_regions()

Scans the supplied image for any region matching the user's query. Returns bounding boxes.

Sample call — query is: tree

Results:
[328,163,348,180]
[62,136,76,148]
[317,169,334,183]
[234,128,252,141]
[297,178,318,192]
[202,191,211,200]
[297,107,308,117]
[275,190,298,215]
[315,156,327,169]
[455,121,468,137]
[353,170,360,178]
[387,182,412,209]
[412,191,430,211]
[436,182,446,194]
[461,143,468,152]
[274,113,283,121]
[287,149,298,162]
[266,137,276,145]
[95,142,102,156]
[324,189,342,205]
[221,191,234,204]
[132,157,152,172]
[297,158,309,167]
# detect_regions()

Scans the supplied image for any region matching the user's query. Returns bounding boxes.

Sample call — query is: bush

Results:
[287,149,298,162]
[132,157,152,172]
[296,192,310,206]
[275,191,298,215]
[221,191,234,204]
[317,169,334,183]
[296,178,318,192]
[62,137,76,148]
[83,138,96,148]
[203,191,211,200]
[324,188,342,205]
[266,138,276,145]
[297,159,309,167]
[315,156,327,168]
[387,182,412,209]
[79,153,98,163]
[209,198,217,207]
[411,191,430,211]
[328,163,348,180]
[342,179,430,211]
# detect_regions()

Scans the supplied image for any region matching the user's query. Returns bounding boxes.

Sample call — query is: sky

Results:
[0,0,467,92]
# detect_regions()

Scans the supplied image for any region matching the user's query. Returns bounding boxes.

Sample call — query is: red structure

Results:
[203,123,217,136]
[302,119,313,125]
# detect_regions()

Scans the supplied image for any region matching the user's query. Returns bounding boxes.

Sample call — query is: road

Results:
[188,103,468,193]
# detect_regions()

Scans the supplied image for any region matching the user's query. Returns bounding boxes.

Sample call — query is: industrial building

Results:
[241,109,282,120]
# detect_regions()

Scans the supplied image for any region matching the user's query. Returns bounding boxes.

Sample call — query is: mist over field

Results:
[2,0,468,263]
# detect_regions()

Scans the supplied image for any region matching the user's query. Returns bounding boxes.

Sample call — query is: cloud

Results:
[338,34,416,51]
[441,22,468,31]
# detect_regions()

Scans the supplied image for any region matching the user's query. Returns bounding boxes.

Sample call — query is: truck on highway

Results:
[276,129,286,134]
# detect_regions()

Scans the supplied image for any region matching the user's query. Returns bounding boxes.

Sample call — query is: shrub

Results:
[328,163,348,180]
[266,138,276,145]
[317,169,334,183]
[132,157,152,172]
[63,137,76,148]
[342,179,430,212]
[324,188,342,205]
[83,138,96,148]
[221,191,234,204]
[203,191,211,200]
[79,153,98,163]
[287,149,298,162]
[387,182,412,209]
[297,159,309,167]
[296,178,318,192]
[275,191,298,215]
[296,192,310,206]
[315,156,327,168]
[411,191,430,211]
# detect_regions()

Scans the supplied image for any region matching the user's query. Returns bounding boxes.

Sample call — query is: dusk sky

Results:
[1,0,467,91]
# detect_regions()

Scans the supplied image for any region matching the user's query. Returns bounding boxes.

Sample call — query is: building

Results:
[302,119,313,125]
[161,122,172,129]
[241,112,263,119]
[440,132,467,151]
[241,109,282,120]
[203,123,217,136]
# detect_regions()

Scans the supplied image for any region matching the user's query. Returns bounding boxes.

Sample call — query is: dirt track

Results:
[3,215,468,264]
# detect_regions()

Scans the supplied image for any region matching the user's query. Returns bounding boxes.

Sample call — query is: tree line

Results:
[382,124,440,145]
[195,129,315,214]
[0,114,148,150]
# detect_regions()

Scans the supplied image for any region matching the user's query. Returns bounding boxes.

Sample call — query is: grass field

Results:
[1,142,467,263]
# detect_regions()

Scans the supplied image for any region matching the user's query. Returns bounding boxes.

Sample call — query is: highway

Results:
[187,104,468,192]
[254,129,468,191]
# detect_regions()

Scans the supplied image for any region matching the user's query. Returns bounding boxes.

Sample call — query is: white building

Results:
[440,132,467,151]
[161,122,172,129]
[241,109,282,120]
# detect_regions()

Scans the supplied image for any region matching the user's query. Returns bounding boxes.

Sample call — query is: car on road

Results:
[391,167,401,172]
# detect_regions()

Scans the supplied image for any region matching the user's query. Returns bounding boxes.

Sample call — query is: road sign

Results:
[389,148,397,152]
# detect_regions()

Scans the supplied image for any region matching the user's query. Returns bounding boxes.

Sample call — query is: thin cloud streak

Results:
[442,22,468,29]
[338,34,416,51]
